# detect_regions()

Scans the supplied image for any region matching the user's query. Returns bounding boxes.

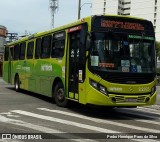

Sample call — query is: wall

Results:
[156,0,160,41]
[0,25,7,77]
[92,0,104,15]
[105,0,118,14]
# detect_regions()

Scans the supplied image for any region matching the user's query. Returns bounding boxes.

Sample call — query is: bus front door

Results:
[68,31,80,100]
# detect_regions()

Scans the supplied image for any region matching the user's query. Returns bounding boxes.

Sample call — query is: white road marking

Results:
[0,115,62,133]
[11,109,159,142]
[136,107,160,115]
[0,112,13,115]
[11,110,118,133]
[116,108,160,120]
[0,115,90,142]
[131,119,160,125]
[118,115,160,126]
[0,112,20,117]
[37,108,160,133]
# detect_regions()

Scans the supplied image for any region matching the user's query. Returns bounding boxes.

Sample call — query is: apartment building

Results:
[92,0,160,41]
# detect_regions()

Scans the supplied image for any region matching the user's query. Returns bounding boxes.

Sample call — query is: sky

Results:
[0,0,92,36]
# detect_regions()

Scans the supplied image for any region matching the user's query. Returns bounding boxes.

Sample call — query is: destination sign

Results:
[68,25,82,33]
[101,20,145,31]
[55,32,65,39]
[54,32,65,39]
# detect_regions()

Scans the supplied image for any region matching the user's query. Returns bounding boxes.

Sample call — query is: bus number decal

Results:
[138,87,150,92]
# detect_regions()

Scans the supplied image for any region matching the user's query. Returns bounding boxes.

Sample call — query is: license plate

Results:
[126,98,137,102]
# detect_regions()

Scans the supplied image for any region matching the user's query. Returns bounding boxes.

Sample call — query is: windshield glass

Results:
[89,32,155,73]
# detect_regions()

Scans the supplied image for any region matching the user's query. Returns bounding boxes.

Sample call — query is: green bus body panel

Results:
[10,58,65,97]
[3,61,10,83]
[3,15,156,107]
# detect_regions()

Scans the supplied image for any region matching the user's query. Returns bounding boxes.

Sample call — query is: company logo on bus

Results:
[101,20,144,31]
[41,64,52,72]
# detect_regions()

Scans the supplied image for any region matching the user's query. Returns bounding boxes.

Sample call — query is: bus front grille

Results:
[104,73,155,84]
[112,96,146,103]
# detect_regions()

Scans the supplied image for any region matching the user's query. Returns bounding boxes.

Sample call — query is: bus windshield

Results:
[89,32,155,73]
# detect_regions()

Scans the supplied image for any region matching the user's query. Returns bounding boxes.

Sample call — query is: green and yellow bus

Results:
[3,15,156,107]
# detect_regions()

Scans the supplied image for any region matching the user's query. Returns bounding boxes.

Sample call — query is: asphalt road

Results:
[156,86,160,105]
[0,78,160,142]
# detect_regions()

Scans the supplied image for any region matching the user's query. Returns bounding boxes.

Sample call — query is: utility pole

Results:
[78,0,81,19]
[78,0,92,20]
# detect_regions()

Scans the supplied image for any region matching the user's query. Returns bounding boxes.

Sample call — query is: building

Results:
[0,25,7,77]
[92,0,160,41]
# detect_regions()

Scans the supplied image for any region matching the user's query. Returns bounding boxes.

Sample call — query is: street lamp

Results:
[78,0,92,19]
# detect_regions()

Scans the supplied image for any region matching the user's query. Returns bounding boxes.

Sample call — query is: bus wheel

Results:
[15,75,20,92]
[54,82,68,107]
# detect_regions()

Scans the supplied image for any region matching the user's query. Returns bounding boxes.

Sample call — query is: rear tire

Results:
[14,75,20,92]
[54,82,68,107]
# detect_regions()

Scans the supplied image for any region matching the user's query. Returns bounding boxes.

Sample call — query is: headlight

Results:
[151,85,156,96]
[90,79,98,88]
[89,79,108,96]
[99,85,107,95]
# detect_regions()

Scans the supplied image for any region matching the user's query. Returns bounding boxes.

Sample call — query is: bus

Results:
[3,15,156,107]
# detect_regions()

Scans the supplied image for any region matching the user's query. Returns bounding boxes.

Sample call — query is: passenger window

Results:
[19,42,26,60]
[51,32,65,58]
[41,35,52,58]
[27,41,34,59]
[14,44,20,60]
[10,48,14,59]
[4,46,9,61]
[35,38,41,59]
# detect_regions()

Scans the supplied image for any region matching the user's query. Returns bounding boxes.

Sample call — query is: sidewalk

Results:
[0,77,4,82]
[0,77,13,87]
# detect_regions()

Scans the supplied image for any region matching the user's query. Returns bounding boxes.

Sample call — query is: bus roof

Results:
[7,14,148,46]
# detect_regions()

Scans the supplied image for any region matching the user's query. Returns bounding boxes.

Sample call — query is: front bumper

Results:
[86,87,156,107]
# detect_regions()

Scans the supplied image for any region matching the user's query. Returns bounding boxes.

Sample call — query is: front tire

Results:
[54,82,68,107]
[14,75,20,92]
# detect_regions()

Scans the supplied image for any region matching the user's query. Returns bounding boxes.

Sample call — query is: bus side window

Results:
[4,46,9,61]
[14,44,20,60]
[19,42,26,60]
[10,48,14,60]
[52,40,65,58]
[51,32,65,58]
[27,41,34,59]
[35,38,41,59]
[41,35,52,59]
